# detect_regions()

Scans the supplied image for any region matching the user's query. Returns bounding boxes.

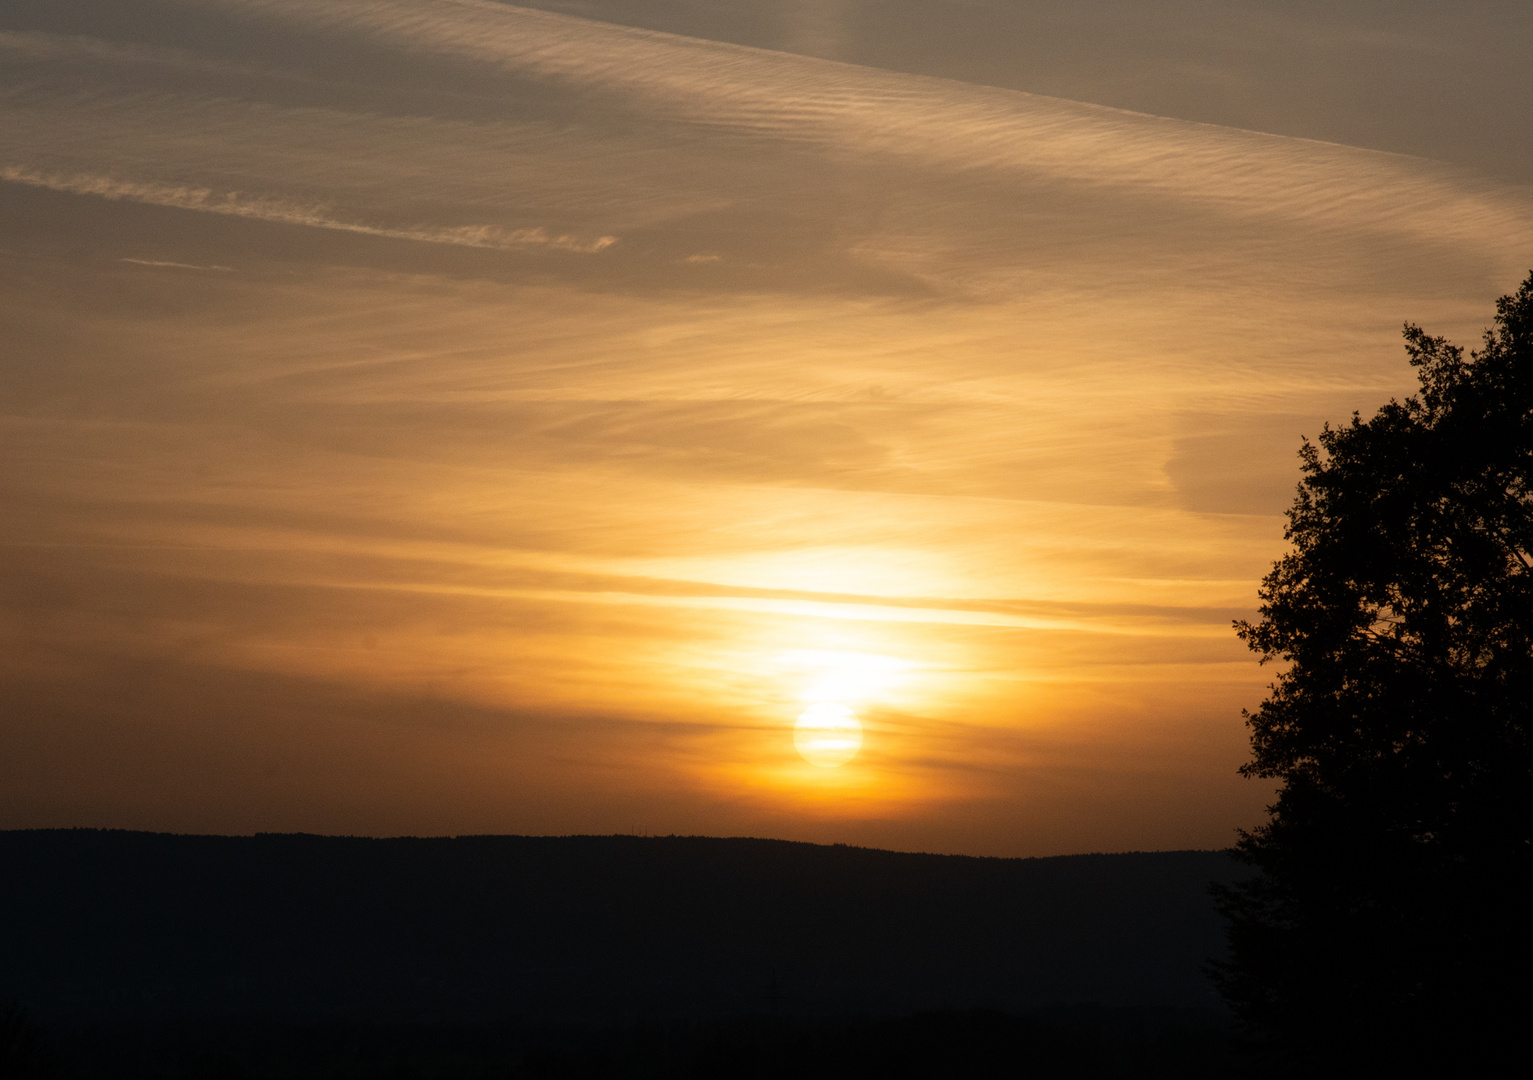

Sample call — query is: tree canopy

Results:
[1217,273,1533,1067]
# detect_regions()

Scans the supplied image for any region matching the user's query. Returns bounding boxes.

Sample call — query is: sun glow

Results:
[776,650,904,768]
[776,650,910,704]
[794,702,863,768]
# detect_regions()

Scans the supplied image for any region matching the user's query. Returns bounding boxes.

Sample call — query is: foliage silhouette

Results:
[1215,273,1533,1066]
[0,1002,60,1080]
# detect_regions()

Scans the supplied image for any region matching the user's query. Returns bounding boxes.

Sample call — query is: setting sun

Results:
[794,703,863,768]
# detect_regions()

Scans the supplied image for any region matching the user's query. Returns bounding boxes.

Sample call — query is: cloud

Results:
[120,257,235,270]
[5,2,1530,290]
[2,167,617,253]
[199,0,1533,252]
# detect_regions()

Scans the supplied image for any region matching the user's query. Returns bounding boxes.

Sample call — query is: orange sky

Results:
[3,0,1532,855]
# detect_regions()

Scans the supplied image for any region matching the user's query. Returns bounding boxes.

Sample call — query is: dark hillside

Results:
[0,831,1238,1026]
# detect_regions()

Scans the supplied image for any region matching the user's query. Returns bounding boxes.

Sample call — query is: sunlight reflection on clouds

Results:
[2,0,1530,853]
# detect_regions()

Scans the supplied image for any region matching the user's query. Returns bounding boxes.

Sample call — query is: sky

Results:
[3,0,1531,856]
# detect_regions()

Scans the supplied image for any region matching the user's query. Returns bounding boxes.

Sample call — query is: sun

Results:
[794,702,863,767]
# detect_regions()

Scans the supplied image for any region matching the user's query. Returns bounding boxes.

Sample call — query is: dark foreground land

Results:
[0,831,1254,1077]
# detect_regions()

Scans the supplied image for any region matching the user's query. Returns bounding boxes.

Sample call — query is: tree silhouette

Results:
[0,1002,59,1080]
[1215,274,1533,1068]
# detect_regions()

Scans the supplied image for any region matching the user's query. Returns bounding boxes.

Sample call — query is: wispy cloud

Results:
[5,2,1529,285]
[120,257,235,270]
[205,0,1533,253]
[3,167,618,253]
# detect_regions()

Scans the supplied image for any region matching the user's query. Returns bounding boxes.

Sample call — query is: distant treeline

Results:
[7,1004,1265,1079]
[0,831,1236,1029]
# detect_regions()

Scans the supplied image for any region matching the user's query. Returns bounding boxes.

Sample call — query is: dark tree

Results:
[0,1002,59,1080]
[1216,274,1533,1068]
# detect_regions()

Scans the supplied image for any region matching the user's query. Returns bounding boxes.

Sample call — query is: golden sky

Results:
[3,0,1531,855]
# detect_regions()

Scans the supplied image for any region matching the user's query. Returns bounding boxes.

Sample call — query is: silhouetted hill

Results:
[0,831,1238,1028]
